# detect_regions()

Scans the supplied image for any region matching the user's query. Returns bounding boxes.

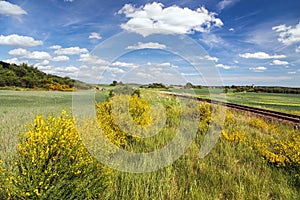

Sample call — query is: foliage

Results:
[96,94,152,146]
[2,111,111,199]
[146,83,168,89]
[229,84,300,94]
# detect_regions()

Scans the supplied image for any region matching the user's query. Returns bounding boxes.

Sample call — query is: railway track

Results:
[164,92,300,126]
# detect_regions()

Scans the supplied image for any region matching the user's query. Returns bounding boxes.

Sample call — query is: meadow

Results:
[0,89,299,199]
[171,87,300,115]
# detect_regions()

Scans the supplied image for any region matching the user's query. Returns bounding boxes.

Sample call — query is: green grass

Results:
[223,92,300,115]
[0,90,299,199]
[168,88,300,115]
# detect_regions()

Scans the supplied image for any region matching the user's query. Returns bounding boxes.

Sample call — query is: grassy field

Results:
[169,87,300,115]
[0,90,299,199]
[222,92,300,115]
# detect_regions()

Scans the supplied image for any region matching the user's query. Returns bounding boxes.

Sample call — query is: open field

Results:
[0,90,299,199]
[170,88,300,115]
[223,92,300,115]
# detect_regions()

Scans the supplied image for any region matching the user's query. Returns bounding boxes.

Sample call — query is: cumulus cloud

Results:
[126,42,166,50]
[57,66,80,72]
[54,46,88,55]
[239,52,286,59]
[111,61,138,68]
[0,34,43,47]
[79,54,109,65]
[272,22,300,45]
[34,60,50,68]
[199,55,219,62]
[0,1,27,16]
[118,2,223,36]
[271,59,289,65]
[52,55,70,62]
[49,45,62,49]
[2,57,27,65]
[249,66,267,72]
[89,32,101,40]
[296,46,300,52]
[216,63,238,69]
[9,48,51,60]
[90,65,125,74]
[8,48,28,57]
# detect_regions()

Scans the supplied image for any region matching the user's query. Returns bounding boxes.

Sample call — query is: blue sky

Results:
[0,0,300,86]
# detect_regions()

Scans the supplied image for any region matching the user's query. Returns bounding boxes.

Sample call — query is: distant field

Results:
[219,92,300,115]
[168,88,300,115]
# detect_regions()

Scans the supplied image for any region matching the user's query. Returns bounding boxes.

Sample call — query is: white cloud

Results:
[249,66,267,72]
[34,60,50,68]
[0,34,43,47]
[217,0,239,11]
[272,22,300,45]
[40,60,50,65]
[229,28,234,32]
[111,61,138,68]
[288,71,296,74]
[2,57,27,65]
[54,46,88,55]
[0,1,27,16]
[239,52,286,59]
[199,33,228,48]
[126,42,166,50]
[49,45,62,49]
[9,48,52,60]
[64,0,75,2]
[91,65,125,74]
[79,54,108,65]
[8,48,28,57]
[36,65,52,71]
[199,55,219,62]
[89,32,101,40]
[216,63,238,69]
[271,59,289,65]
[28,51,52,60]
[105,67,125,74]
[118,2,223,36]
[52,55,70,62]
[181,73,199,76]
[58,66,79,72]
[296,46,300,52]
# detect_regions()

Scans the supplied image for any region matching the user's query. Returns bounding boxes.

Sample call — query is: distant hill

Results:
[0,61,91,91]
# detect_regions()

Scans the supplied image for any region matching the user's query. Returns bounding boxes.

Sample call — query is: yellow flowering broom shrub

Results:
[95,94,154,147]
[221,113,300,179]
[250,118,300,170]
[5,110,112,199]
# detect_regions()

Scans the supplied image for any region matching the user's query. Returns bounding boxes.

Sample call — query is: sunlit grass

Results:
[0,90,299,199]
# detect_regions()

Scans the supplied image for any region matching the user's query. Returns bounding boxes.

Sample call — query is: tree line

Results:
[227,85,300,94]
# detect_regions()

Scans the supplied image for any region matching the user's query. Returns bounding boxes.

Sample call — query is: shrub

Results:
[4,111,111,199]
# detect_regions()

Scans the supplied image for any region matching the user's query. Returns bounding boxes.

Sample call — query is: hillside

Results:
[0,61,90,90]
